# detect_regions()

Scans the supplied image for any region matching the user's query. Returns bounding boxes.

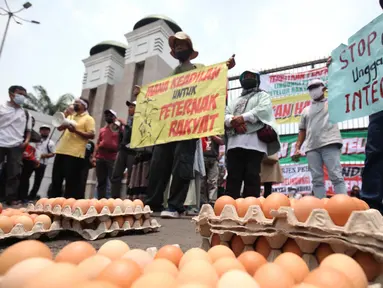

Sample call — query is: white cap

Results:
[307,79,325,89]
[126,100,136,106]
[39,124,51,130]
[104,109,117,117]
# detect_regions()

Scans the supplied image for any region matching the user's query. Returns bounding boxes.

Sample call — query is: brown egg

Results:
[358,199,369,210]
[254,236,271,259]
[45,198,56,207]
[179,248,212,269]
[259,196,265,205]
[122,249,153,269]
[320,253,368,288]
[211,234,221,247]
[113,216,125,228]
[352,198,370,211]
[178,260,219,286]
[14,215,34,231]
[294,284,319,288]
[238,251,267,276]
[132,272,177,288]
[144,259,178,277]
[51,197,65,208]
[133,199,144,209]
[97,259,142,288]
[0,240,52,275]
[10,215,20,224]
[77,255,112,280]
[282,238,302,257]
[122,199,134,210]
[237,197,262,218]
[324,194,357,226]
[315,243,334,263]
[113,198,124,208]
[63,198,76,208]
[98,240,130,260]
[274,252,309,283]
[353,251,382,281]
[25,263,88,288]
[1,209,13,217]
[34,214,52,230]
[254,263,295,288]
[72,199,90,214]
[235,198,245,208]
[155,245,184,267]
[89,199,103,213]
[218,270,261,288]
[293,196,324,222]
[321,197,329,205]
[262,193,290,219]
[0,215,13,234]
[178,285,211,288]
[74,281,120,288]
[213,257,246,277]
[303,267,353,288]
[214,196,237,216]
[230,235,245,257]
[124,215,135,227]
[103,217,112,229]
[290,199,297,208]
[29,213,38,220]
[36,197,48,206]
[55,241,96,264]
[208,245,236,263]
[99,199,114,212]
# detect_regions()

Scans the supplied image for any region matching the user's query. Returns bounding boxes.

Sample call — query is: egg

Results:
[34,214,52,230]
[132,272,177,288]
[133,199,144,209]
[29,213,38,221]
[55,241,97,264]
[218,270,261,288]
[262,193,290,219]
[73,281,120,288]
[321,197,329,205]
[178,260,219,286]
[0,215,13,234]
[14,215,34,231]
[214,196,237,216]
[293,196,324,222]
[77,255,112,280]
[122,249,153,269]
[89,199,103,213]
[45,198,56,207]
[0,240,52,275]
[238,251,267,276]
[179,248,212,269]
[36,197,48,206]
[208,245,236,263]
[24,263,88,288]
[154,245,184,267]
[96,259,142,287]
[113,198,124,210]
[274,252,309,283]
[303,267,353,288]
[254,236,271,259]
[144,259,178,277]
[103,217,113,229]
[124,215,135,227]
[353,251,382,281]
[1,209,13,217]
[352,198,369,211]
[231,235,245,257]
[324,194,357,226]
[113,216,125,228]
[2,257,53,288]
[178,285,211,288]
[99,199,114,212]
[213,257,246,277]
[211,234,221,247]
[237,197,262,218]
[97,240,130,260]
[282,238,302,257]
[320,253,368,288]
[315,243,334,263]
[254,263,295,288]
[122,199,134,210]
[235,198,245,208]
[72,199,90,214]
[63,198,76,208]
[51,197,65,208]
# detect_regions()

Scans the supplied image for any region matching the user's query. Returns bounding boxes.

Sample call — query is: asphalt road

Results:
[0,217,202,255]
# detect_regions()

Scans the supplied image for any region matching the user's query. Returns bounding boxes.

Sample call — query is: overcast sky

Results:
[0,0,380,103]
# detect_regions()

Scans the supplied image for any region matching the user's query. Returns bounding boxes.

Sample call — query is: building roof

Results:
[133,15,182,33]
[89,40,128,57]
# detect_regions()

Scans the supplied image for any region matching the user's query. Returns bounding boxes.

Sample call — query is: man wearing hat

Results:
[292,79,346,199]
[110,100,137,198]
[28,124,55,200]
[137,31,235,218]
[92,109,121,199]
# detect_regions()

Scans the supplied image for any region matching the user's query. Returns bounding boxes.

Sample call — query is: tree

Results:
[24,85,74,115]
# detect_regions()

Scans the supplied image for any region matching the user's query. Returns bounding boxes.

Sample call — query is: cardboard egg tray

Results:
[0,217,62,240]
[193,204,383,248]
[27,203,152,222]
[61,217,161,241]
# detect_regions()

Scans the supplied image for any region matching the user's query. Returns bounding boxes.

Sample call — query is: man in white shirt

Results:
[28,125,55,200]
[0,86,31,206]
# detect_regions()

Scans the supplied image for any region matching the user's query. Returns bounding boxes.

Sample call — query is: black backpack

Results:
[24,110,41,143]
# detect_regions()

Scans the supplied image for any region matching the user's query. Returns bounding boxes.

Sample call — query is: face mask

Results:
[241,78,258,90]
[41,135,48,139]
[309,87,324,100]
[73,104,81,112]
[175,49,193,62]
[105,118,114,124]
[13,94,25,106]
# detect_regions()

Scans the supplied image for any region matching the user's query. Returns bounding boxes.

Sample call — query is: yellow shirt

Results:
[55,112,95,158]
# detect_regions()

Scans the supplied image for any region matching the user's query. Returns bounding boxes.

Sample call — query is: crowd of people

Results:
[0,26,381,217]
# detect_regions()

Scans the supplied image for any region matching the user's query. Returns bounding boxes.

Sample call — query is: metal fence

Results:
[227,58,369,136]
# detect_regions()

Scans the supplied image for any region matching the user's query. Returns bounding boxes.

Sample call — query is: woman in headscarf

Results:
[225,70,280,199]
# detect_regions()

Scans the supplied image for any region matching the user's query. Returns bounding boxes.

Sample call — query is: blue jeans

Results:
[306,144,347,199]
[361,112,383,213]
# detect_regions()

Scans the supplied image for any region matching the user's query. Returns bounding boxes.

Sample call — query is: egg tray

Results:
[61,217,161,241]
[200,233,383,288]
[193,204,383,242]
[0,217,62,241]
[27,203,152,222]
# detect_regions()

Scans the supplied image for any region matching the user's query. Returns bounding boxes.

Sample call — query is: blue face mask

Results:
[13,94,26,106]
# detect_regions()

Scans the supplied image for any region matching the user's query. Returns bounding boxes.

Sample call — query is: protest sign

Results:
[131,62,228,148]
[271,94,311,124]
[328,14,383,123]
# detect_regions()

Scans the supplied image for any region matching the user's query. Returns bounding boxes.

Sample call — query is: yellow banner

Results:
[272,94,311,124]
[131,62,228,148]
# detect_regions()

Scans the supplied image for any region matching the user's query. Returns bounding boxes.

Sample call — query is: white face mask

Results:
[309,87,324,100]
[13,94,26,106]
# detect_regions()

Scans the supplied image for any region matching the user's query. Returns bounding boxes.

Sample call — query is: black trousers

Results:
[18,160,36,201]
[145,139,196,213]
[96,158,115,199]
[263,182,273,198]
[79,164,90,200]
[29,164,46,199]
[0,146,23,202]
[51,154,85,199]
[226,148,264,199]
